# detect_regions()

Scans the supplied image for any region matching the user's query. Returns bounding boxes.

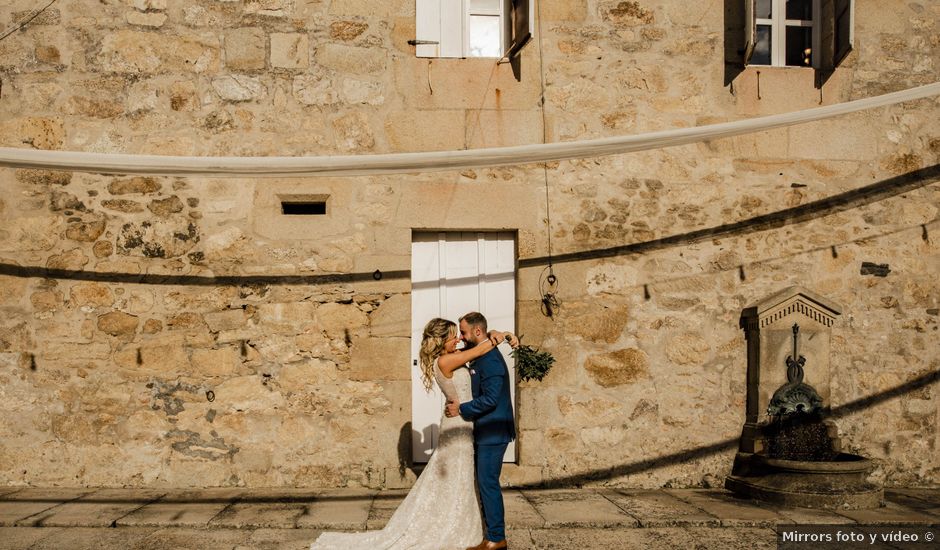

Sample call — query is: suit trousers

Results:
[475,442,509,542]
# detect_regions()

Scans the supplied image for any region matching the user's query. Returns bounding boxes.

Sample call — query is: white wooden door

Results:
[411,232,516,463]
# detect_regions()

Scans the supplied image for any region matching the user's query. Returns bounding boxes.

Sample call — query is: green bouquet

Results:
[511,343,555,382]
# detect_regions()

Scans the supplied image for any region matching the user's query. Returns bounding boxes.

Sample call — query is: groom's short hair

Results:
[459,311,488,332]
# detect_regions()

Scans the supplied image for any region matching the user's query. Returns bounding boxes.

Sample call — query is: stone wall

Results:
[0,0,937,489]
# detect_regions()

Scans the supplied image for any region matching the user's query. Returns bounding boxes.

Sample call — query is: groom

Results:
[445,311,515,550]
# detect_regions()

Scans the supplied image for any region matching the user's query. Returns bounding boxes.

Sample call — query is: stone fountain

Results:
[726,286,883,509]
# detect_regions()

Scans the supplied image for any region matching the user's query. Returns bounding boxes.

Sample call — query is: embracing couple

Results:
[311,311,518,550]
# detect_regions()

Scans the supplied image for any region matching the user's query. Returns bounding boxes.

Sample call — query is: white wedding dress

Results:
[311,360,482,549]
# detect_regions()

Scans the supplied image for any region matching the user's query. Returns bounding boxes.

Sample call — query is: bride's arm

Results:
[437,338,496,375]
[438,330,516,376]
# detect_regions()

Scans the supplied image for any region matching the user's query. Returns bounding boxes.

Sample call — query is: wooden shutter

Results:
[503,0,532,59]
[415,0,441,58]
[815,0,853,89]
[833,0,853,64]
[743,0,756,65]
[416,0,465,58]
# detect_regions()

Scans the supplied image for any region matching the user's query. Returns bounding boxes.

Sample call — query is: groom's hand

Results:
[444,400,460,418]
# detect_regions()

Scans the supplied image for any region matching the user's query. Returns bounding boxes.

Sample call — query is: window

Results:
[749,0,815,67]
[744,0,853,76]
[415,0,532,59]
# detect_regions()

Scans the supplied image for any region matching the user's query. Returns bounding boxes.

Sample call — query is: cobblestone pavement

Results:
[0,487,937,549]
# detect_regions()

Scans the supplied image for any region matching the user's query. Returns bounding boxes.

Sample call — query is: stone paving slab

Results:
[521,488,638,528]
[0,488,94,527]
[665,489,785,527]
[295,489,374,530]
[242,528,325,550]
[117,489,243,527]
[207,488,320,529]
[139,527,250,550]
[773,504,858,525]
[886,489,940,517]
[523,526,779,550]
[0,526,61,549]
[19,526,159,550]
[833,501,940,525]
[364,489,407,530]
[503,489,545,528]
[604,489,720,527]
[16,489,166,528]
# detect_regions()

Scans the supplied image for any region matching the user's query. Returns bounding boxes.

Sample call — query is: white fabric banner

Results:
[1,82,938,178]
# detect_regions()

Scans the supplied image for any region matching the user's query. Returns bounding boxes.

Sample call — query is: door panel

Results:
[411,232,516,463]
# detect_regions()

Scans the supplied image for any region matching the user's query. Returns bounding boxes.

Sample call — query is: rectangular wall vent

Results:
[278,194,329,216]
[281,201,327,215]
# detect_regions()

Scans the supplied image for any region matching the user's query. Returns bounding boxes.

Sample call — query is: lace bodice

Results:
[434,359,473,407]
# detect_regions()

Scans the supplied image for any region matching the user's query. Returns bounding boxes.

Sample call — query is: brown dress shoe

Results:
[466,539,507,550]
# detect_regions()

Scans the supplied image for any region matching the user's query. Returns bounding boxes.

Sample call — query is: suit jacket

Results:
[459,346,516,445]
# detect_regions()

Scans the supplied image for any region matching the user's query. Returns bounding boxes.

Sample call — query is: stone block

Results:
[276,358,339,390]
[317,302,369,340]
[65,220,106,243]
[270,33,309,69]
[69,282,115,309]
[787,118,879,161]
[330,21,369,41]
[64,96,125,119]
[392,56,541,111]
[204,309,248,332]
[541,0,588,21]
[327,0,413,18]
[583,348,649,387]
[191,347,241,377]
[126,11,168,27]
[368,294,410,337]
[214,375,285,412]
[332,111,375,151]
[315,44,386,75]
[384,110,466,152]
[0,117,65,150]
[46,248,89,271]
[341,78,385,105]
[665,332,711,366]
[97,311,139,338]
[466,109,544,148]
[293,72,339,106]
[211,75,266,102]
[347,336,410,381]
[98,30,220,74]
[108,176,162,195]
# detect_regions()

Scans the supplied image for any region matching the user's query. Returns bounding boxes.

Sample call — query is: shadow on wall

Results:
[1,166,936,287]
[0,369,935,499]
[512,367,940,490]
[519,164,940,268]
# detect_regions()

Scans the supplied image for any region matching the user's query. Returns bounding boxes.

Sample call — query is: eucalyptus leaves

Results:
[511,341,555,382]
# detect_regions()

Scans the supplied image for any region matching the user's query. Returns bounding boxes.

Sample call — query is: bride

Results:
[310,317,517,550]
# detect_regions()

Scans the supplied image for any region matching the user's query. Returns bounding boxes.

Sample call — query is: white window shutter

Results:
[439,0,465,58]
[743,0,756,65]
[503,0,532,59]
[415,0,441,57]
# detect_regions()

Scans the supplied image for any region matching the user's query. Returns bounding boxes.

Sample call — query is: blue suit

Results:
[459,346,515,542]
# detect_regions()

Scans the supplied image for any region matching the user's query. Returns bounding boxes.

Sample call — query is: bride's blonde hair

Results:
[419,318,456,391]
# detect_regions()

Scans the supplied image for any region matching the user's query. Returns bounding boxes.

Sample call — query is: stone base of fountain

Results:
[726,451,884,509]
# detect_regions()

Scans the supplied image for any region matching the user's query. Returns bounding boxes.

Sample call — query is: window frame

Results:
[751,0,820,68]
[415,0,531,60]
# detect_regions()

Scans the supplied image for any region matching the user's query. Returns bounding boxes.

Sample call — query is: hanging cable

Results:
[535,0,558,317]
